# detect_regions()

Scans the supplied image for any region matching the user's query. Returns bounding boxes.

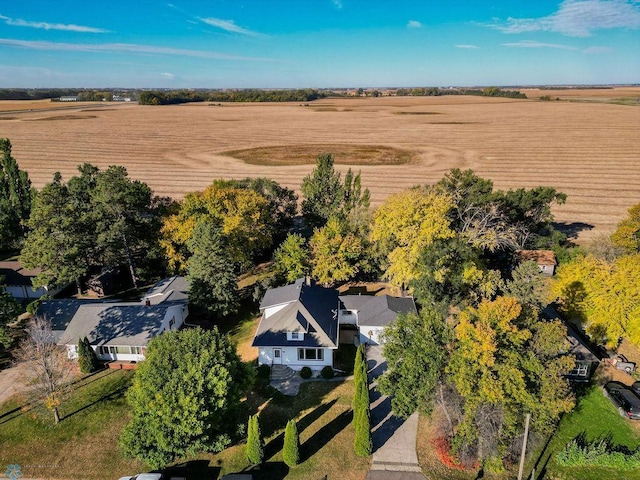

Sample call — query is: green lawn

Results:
[534,384,640,480]
[0,363,368,480]
[0,368,146,479]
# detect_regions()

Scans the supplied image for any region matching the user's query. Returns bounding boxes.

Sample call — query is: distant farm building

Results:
[514,249,557,276]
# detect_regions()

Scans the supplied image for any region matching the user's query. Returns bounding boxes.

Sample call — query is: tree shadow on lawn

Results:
[300,409,353,462]
[263,398,338,460]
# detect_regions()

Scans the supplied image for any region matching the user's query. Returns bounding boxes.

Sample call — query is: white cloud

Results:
[0,39,274,61]
[583,45,614,53]
[0,14,109,33]
[161,72,175,79]
[489,0,640,37]
[455,44,480,49]
[407,20,422,29]
[502,40,579,50]
[199,17,261,36]
[332,0,343,9]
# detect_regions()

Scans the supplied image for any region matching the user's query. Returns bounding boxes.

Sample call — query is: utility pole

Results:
[517,413,531,480]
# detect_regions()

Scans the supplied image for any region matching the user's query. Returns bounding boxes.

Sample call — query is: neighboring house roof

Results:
[58,303,178,347]
[143,276,189,305]
[514,250,557,266]
[0,261,41,287]
[340,294,417,327]
[253,279,339,349]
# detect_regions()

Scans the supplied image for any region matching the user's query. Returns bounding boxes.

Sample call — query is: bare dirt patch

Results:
[26,114,97,121]
[223,144,415,166]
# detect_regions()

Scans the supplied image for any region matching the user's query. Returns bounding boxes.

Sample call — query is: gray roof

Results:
[143,276,189,305]
[37,299,106,343]
[339,294,417,327]
[253,279,339,348]
[259,277,305,309]
[58,303,176,347]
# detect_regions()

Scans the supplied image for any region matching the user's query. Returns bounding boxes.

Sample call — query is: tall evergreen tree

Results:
[0,138,32,250]
[187,221,238,317]
[301,153,344,228]
[283,419,300,467]
[353,343,372,457]
[246,414,264,465]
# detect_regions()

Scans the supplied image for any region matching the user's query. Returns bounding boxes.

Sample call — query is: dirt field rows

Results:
[1,89,639,242]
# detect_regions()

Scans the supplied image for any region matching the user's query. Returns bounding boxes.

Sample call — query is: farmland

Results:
[1,88,639,242]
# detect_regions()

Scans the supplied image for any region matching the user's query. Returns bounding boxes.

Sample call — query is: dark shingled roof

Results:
[37,299,106,343]
[0,261,41,287]
[253,279,339,349]
[339,295,417,327]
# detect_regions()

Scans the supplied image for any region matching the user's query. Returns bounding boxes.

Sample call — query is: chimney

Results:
[145,299,151,306]
[305,275,312,287]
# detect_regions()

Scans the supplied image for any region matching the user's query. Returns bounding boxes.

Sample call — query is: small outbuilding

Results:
[514,249,557,276]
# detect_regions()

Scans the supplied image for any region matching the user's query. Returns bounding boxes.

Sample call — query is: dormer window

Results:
[287,332,304,341]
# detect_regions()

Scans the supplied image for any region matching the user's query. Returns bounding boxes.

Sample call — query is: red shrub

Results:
[432,436,466,471]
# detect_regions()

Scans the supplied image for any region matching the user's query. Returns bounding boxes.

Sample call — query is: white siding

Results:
[258,347,333,371]
[264,303,289,318]
[359,325,385,346]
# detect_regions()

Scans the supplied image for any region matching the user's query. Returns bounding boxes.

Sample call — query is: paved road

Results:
[366,346,427,480]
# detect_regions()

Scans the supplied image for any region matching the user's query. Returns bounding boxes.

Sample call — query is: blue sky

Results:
[0,1,638,88]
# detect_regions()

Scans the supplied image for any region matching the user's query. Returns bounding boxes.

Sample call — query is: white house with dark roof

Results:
[38,277,189,363]
[253,278,416,371]
[0,260,65,299]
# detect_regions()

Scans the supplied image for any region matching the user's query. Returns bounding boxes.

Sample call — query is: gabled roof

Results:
[143,276,189,305]
[0,261,41,287]
[259,277,305,309]
[58,303,179,347]
[37,299,106,343]
[339,294,417,327]
[514,250,557,266]
[253,279,339,349]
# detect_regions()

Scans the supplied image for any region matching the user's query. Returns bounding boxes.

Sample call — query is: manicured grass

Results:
[534,384,640,480]
[191,380,369,480]
[0,361,367,479]
[0,368,146,479]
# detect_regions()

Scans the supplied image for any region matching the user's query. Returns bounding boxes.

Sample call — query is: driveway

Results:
[366,345,427,480]
[0,362,28,406]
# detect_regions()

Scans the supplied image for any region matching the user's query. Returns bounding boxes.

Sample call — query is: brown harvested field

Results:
[1,88,639,242]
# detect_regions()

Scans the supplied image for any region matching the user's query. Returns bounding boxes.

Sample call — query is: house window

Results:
[169,316,175,329]
[100,346,118,356]
[116,346,131,354]
[298,348,324,361]
[132,346,142,355]
[291,332,300,340]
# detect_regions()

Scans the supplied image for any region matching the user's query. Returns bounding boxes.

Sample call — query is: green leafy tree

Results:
[370,187,454,288]
[411,237,500,313]
[447,297,574,465]
[301,153,344,228]
[552,253,640,348]
[21,173,90,293]
[283,419,300,467]
[273,233,309,283]
[0,138,32,250]
[91,165,162,288]
[310,217,368,285]
[246,414,264,465]
[611,202,640,254]
[186,222,238,317]
[0,285,21,348]
[161,183,275,273]
[378,308,450,418]
[120,327,253,469]
[505,260,551,310]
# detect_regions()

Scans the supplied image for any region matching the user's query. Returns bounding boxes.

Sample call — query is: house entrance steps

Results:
[270,364,297,381]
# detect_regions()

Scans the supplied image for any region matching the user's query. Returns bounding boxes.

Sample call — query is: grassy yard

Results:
[532,384,640,480]
[0,359,367,479]
[0,368,146,479]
